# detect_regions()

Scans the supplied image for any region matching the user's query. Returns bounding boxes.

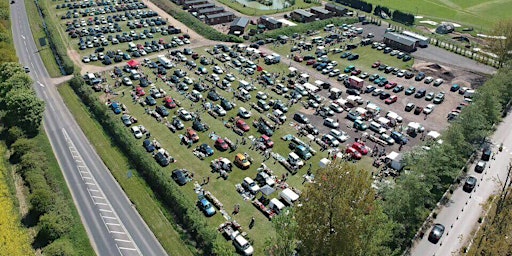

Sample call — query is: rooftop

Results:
[261,15,281,25]
[293,9,315,17]
[384,32,418,46]
[231,17,250,28]
[206,12,234,19]
[310,7,330,14]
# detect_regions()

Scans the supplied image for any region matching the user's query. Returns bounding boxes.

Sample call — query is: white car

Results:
[213,105,226,116]
[433,78,444,86]
[424,76,434,84]
[256,91,268,100]
[329,129,349,142]
[225,73,236,82]
[423,104,435,114]
[242,177,260,194]
[178,108,192,121]
[122,77,133,86]
[323,118,339,128]
[213,66,224,74]
[238,107,251,119]
[131,126,143,139]
[82,56,91,63]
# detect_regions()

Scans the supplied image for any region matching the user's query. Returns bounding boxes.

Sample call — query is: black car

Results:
[193,120,207,132]
[428,224,445,244]
[154,152,170,166]
[207,91,220,101]
[463,176,477,192]
[258,123,274,137]
[293,113,309,124]
[379,92,391,100]
[414,89,426,98]
[346,88,360,96]
[347,54,359,60]
[393,85,404,93]
[172,169,188,186]
[221,99,233,111]
[415,72,426,81]
[481,148,492,161]
[404,71,414,79]
[143,139,156,152]
[145,96,157,106]
[475,161,486,173]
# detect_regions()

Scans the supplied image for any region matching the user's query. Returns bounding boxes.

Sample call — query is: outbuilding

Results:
[205,12,234,25]
[229,17,250,35]
[182,0,208,8]
[325,3,348,16]
[402,31,430,47]
[310,7,332,19]
[197,7,225,16]
[290,9,316,23]
[259,15,282,30]
[188,2,215,12]
[383,32,419,52]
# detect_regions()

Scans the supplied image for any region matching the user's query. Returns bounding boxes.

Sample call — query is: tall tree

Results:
[296,161,394,256]
[0,62,24,83]
[487,19,512,67]
[265,208,298,256]
[3,88,45,137]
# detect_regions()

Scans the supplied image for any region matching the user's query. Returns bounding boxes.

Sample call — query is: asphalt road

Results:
[10,1,167,255]
[410,111,512,255]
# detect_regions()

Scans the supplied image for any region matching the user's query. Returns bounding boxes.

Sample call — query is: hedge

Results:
[335,0,372,13]
[252,17,358,41]
[69,76,219,254]
[151,0,243,43]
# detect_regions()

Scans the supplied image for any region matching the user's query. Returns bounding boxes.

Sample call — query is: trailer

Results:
[349,76,364,89]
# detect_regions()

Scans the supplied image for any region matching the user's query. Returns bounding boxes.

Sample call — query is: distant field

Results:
[363,0,512,31]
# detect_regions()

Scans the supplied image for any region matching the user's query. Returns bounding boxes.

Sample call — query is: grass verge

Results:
[32,131,95,254]
[57,84,195,256]
[23,0,61,77]
[216,0,321,16]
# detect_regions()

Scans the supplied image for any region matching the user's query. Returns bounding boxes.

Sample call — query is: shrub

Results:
[43,238,77,256]
[38,209,72,243]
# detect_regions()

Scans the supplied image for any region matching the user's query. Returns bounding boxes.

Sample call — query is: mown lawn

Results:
[216,0,321,16]
[58,84,195,256]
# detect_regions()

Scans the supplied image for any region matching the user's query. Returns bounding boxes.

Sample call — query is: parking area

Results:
[51,0,198,65]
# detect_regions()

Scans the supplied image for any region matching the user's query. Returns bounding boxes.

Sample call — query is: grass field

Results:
[216,0,320,16]
[58,85,195,256]
[24,0,62,77]
[364,0,512,32]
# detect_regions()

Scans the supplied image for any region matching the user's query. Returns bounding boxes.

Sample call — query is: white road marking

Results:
[95,202,108,206]
[106,222,121,226]
[110,231,126,235]
[99,209,112,213]
[85,182,96,186]
[115,239,133,243]
[118,247,138,251]
[102,216,117,220]
[91,195,104,199]
[21,35,25,39]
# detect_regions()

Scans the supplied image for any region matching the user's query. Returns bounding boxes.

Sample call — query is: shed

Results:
[197,7,224,16]
[183,0,208,7]
[402,31,430,47]
[259,15,282,30]
[325,3,347,16]
[205,12,234,25]
[290,9,316,23]
[189,3,214,12]
[229,17,250,35]
[310,7,331,19]
[383,32,419,52]
[427,130,441,139]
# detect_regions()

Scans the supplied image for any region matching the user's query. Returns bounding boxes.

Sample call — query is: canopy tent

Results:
[260,185,275,196]
[300,73,310,79]
[288,67,298,73]
[408,122,421,130]
[427,130,441,139]
[319,158,331,168]
[127,59,140,68]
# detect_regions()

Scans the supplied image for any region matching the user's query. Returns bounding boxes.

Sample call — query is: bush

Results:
[30,188,55,216]
[392,10,415,26]
[335,0,372,13]
[38,209,72,243]
[69,75,218,253]
[5,126,25,147]
[43,238,77,256]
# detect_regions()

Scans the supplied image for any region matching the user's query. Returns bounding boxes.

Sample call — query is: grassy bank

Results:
[23,0,61,77]
[57,84,194,256]
[216,0,321,16]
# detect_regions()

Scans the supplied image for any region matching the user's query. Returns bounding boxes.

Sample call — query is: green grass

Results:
[24,0,62,77]
[57,84,195,256]
[363,0,512,32]
[32,131,95,255]
[216,0,321,16]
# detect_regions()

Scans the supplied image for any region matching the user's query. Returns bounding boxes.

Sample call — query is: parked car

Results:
[323,118,339,128]
[142,139,155,152]
[405,102,415,112]
[345,147,362,160]
[172,169,188,186]
[463,176,477,192]
[428,224,445,244]
[475,161,486,173]
[405,86,416,95]
[293,113,309,124]
[197,197,216,216]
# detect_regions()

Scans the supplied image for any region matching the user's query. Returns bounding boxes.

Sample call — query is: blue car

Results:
[143,139,155,152]
[198,197,216,217]
[111,102,122,114]
[391,131,408,145]
[199,143,214,156]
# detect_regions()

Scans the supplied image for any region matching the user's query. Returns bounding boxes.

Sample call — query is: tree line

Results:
[334,0,415,25]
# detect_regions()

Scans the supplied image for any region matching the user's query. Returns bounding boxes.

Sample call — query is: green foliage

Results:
[335,0,372,13]
[213,237,236,256]
[391,10,415,26]
[252,17,358,41]
[5,126,25,147]
[69,75,219,253]
[486,19,512,67]
[38,209,73,243]
[296,161,394,256]
[151,0,243,43]
[30,188,56,216]
[0,62,24,83]
[265,208,298,256]
[3,88,45,137]
[373,5,391,17]
[43,238,77,256]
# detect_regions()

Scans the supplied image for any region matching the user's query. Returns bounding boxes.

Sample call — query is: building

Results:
[205,12,234,25]
[436,23,455,34]
[383,32,419,52]
[188,3,215,12]
[182,0,208,7]
[197,7,225,16]
[310,7,331,19]
[229,17,250,35]
[290,9,316,23]
[259,15,282,30]
[402,31,430,47]
[325,3,348,16]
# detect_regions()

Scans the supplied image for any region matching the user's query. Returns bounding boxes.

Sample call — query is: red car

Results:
[351,142,369,155]
[186,128,199,142]
[385,95,398,104]
[236,119,250,132]
[164,97,177,108]
[135,86,145,96]
[385,82,397,89]
[351,69,361,76]
[260,135,274,148]
[306,59,316,65]
[345,147,362,160]
[294,55,303,62]
[214,138,229,151]
[372,61,380,68]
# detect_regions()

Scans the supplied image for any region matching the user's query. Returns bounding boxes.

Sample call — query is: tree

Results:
[265,208,298,256]
[38,207,73,243]
[0,62,24,83]
[43,238,77,256]
[296,161,394,256]
[487,19,512,67]
[3,88,45,137]
[0,72,33,99]
[212,237,236,256]
[5,126,26,147]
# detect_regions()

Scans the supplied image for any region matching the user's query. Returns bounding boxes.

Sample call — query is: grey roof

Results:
[383,32,418,46]
[260,15,281,25]
[184,0,208,5]
[293,9,315,18]
[190,3,215,9]
[325,3,346,12]
[198,7,224,14]
[310,7,330,14]
[230,17,250,28]
[206,12,234,19]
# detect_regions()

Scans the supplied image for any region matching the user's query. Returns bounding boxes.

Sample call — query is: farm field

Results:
[363,0,512,31]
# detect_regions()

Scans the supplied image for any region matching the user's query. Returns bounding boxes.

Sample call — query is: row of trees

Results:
[334,0,416,26]
[69,75,224,254]
[0,1,18,63]
[151,0,243,43]
[335,0,372,13]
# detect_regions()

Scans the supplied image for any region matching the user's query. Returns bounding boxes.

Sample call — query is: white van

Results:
[280,188,299,205]
[191,90,202,100]
[324,24,335,31]
[369,121,387,134]
[355,27,364,34]
[128,42,137,52]
[273,109,286,122]
[269,198,285,214]
[294,85,308,96]
[288,152,304,167]
[238,107,251,118]
[129,69,140,80]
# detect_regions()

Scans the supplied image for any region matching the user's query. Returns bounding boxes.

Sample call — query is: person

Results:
[249,217,255,229]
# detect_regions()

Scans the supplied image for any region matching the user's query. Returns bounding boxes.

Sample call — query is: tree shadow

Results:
[21,208,40,228]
